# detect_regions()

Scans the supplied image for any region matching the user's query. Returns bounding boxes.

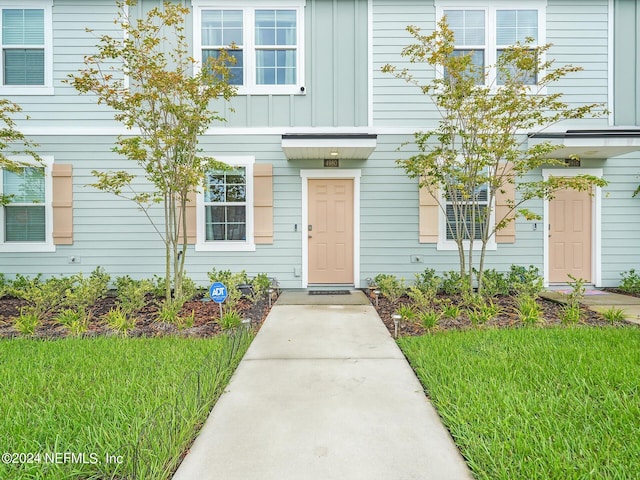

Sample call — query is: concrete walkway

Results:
[540,289,640,325]
[173,290,473,480]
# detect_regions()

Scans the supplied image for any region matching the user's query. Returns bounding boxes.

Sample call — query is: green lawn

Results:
[399,327,640,480]
[0,332,252,479]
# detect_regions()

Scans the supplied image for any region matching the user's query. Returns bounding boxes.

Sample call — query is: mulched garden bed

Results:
[368,291,631,337]
[0,293,274,340]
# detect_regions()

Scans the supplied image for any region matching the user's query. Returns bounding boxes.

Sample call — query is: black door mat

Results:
[308,290,351,295]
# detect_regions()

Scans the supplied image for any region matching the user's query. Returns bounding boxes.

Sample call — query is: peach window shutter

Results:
[419,178,439,244]
[495,162,516,243]
[181,190,197,245]
[52,164,73,245]
[253,163,273,244]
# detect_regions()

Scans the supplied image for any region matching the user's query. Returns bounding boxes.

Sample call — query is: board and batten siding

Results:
[15,0,369,130]
[371,0,611,130]
[221,0,369,128]
[614,0,640,125]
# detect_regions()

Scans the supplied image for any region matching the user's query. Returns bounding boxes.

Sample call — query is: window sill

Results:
[437,241,497,251]
[0,86,54,96]
[0,243,55,253]
[235,85,306,96]
[195,242,256,252]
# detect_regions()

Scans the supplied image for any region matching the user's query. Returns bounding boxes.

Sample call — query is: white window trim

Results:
[435,0,547,91]
[0,0,54,95]
[196,155,255,252]
[192,0,306,96]
[0,155,54,252]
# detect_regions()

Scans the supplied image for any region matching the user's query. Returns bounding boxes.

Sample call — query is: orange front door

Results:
[308,179,354,284]
[549,188,592,283]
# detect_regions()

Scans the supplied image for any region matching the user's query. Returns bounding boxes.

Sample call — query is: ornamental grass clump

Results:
[515,294,543,326]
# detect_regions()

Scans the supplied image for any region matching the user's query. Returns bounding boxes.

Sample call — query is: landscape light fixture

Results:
[392,314,401,338]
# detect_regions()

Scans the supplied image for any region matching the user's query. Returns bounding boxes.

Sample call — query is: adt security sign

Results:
[209,282,228,303]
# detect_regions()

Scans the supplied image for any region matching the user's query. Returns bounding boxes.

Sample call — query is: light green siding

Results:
[372,0,611,129]
[614,0,640,125]
[1,0,639,289]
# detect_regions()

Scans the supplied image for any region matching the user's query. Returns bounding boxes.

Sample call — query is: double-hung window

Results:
[197,156,255,252]
[444,183,489,241]
[438,1,544,87]
[0,1,53,95]
[194,0,304,95]
[0,158,54,252]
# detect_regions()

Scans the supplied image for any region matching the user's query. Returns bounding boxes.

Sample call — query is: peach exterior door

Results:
[549,188,592,283]
[308,178,354,284]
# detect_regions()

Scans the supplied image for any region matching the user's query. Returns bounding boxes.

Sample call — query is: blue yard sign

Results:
[209,282,228,303]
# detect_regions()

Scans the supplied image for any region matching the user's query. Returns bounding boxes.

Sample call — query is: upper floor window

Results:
[0,1,53,95]
[193,0,304,95]
[438,1,544,87]
[0,157,54,252]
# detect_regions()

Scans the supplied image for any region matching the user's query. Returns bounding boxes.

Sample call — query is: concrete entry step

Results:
[276,289,371,306]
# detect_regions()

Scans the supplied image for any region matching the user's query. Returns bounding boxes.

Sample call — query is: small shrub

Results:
[441,271,470,296]
[219,310,242,331]
[151,274,198,301]
[619,269,640,295]
[208,268,248,310]
[180,275,198,301]
[13,274,72,321]
[63,267,111,320]
[374,274,406,305]
[104,307,136,335]
[479,269,510,298]
[414,269,441,295]
[0,272,10,298]
[564,274,586,306]
[419,309,441,330]
[115,276,153,315]
[602,307,626,323]
[14,313,39,336]
[508,265,544,298]
[407,286,436,312]
[56,309,88,336]
[516,295,543,326]
[247,273,271,304]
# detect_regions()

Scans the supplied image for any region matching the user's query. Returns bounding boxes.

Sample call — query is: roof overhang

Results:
[528,129,640,159]
[281,134,377,160]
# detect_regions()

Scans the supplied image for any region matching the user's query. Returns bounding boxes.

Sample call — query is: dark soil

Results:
[0,292,275,339]
[1,288,634,339]
[367,291,631,337]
